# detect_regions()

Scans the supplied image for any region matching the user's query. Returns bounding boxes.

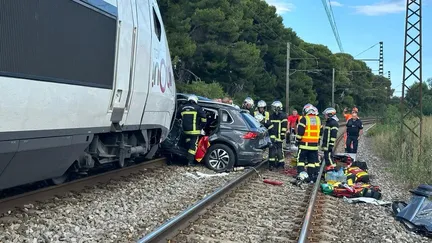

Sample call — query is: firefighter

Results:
[267,101,287,170]
[254,100,270,125]
[178,95,207,166]
[321,107,339,167]
[241,97,254,114]
[296,104,321,182]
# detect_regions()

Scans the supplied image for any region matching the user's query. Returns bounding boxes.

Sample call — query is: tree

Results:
[158,0,390,114]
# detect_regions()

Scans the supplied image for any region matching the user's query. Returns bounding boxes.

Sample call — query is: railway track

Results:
[0,157,166,214]
[137,119,376,243]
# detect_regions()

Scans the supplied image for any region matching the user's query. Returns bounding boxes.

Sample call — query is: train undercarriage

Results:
[50,129,162,185]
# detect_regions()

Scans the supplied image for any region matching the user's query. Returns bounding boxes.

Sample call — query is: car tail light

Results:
[243,131,258,139]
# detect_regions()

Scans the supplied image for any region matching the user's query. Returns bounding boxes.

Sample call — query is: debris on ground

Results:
[185,171,230,179]
[392,184,432,237]
[343,196,391,206]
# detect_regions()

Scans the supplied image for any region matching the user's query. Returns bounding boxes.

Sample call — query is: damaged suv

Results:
[159,93,270,172]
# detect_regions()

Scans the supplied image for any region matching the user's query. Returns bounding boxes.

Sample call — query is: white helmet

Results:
[188,94,198,104]
[257,100,267,108]
[312,106,319,115]
[322,107,336,117]
[271,101,283,112]
[297,171,309,181]
[303,104,314,115]
[243,97,254,107]
[254,113,264,123]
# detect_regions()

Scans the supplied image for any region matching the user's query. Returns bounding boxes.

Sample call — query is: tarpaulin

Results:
[394,184,432,236]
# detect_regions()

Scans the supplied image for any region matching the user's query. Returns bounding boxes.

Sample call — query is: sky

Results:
[264,0,432,96]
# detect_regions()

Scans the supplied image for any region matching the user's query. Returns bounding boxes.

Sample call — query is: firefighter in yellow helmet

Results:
[254,100,270,125]
[177,94,207,166]
[296,104,321,182]
[320,107,339,167]
[267,101,288,170]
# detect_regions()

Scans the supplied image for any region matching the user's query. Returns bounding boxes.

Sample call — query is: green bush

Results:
[176,81,227,99]
[368,115,432,186]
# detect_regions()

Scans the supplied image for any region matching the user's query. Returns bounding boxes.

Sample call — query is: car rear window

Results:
[241,112,261,129]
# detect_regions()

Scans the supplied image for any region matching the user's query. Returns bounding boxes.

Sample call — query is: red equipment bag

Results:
[263,179,283,186]
[195,136,210,162]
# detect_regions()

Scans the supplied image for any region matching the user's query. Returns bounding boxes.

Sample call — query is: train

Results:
[0,0,176,190]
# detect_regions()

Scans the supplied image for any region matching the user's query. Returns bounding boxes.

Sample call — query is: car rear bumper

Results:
[237,150,265,166]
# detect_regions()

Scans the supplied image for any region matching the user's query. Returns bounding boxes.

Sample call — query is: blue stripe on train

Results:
[80,0,118,17]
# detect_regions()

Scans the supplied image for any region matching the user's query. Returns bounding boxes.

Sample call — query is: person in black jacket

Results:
[177,95,207,166]
[320,107,339,166]
[345,111,363,153]
[267,101,287,170]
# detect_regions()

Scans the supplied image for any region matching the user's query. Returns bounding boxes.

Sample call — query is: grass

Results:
[367,117,432,187]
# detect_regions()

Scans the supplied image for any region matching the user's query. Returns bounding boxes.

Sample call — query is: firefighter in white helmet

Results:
[241,97,254,114]
[254,100,270,125]
[267,101,288,170]
[321,107,339,167]
[296,104,321,182]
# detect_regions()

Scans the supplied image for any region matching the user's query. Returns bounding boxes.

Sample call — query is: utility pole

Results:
[332,68,335,107]
[379,41,384,76]
[286,42,291,113]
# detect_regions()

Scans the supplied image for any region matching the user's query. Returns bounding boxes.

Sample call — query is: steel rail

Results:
[297,119,376,243]
[137,160,268,243]
[0,157,166,214]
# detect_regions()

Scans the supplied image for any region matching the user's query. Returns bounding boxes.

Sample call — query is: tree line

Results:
[158,0,393,114]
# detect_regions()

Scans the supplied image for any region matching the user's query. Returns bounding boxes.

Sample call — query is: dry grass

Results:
[369,117,432,187]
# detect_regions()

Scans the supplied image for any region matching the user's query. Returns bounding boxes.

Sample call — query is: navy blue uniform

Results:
[345,118,363,153]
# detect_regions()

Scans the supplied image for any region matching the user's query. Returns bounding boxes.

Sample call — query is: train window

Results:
[153,8,161,41]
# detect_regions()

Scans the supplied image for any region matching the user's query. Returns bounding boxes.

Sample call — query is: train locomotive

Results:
[0,0,176,190]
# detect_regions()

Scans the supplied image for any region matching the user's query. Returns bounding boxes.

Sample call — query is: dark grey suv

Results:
[160,94,270,172]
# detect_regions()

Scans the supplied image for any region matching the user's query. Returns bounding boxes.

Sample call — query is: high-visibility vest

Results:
[300,115,321,143]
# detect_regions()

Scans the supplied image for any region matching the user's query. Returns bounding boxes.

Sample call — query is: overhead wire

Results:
[354,42,380,58]
[321,0,344,52]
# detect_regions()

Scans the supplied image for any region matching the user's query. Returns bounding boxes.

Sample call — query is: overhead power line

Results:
[354,42,380,58]
[321,0,344,52]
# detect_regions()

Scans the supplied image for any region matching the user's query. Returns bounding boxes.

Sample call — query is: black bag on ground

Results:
[352,161,368,171]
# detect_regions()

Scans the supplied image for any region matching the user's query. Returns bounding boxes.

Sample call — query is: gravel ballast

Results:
[174,169,310,243]
[325,125,431,243]
[0,165,242,243]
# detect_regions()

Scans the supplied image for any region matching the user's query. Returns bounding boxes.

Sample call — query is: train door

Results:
[109,0,137,126]
[123,0,152,127]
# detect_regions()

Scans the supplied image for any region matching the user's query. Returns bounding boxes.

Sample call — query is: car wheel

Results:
[204,144,235,172]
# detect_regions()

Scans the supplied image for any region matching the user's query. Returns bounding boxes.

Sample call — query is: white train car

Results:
[0,0,176,190]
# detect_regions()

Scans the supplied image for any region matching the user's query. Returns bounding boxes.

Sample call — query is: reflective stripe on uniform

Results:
[299,143,319,150]
[181,111,200,134]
